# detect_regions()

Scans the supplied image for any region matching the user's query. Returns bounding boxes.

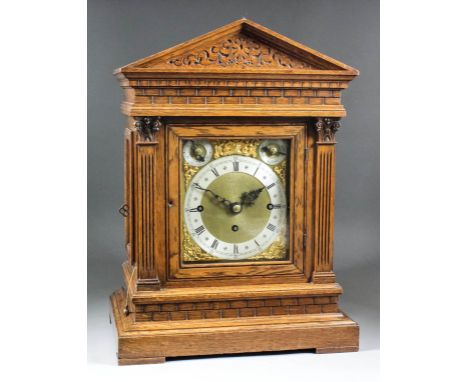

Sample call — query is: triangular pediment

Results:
[148,32,315,70]
[117,19,358,74]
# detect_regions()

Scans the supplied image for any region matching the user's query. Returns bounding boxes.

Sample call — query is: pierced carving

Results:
[212,139,260,159]
[167,35,313,69]
[134,116,162,141]
[314,118,340,144]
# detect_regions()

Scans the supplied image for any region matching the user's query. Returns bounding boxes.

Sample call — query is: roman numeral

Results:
[211,167,220,177]
[211,239,219,249]
[233,244,239,254]
[267,223,276,231]
[268,203,284,210]
[194,225,205,235]
[186,205,204,212]
[266,183,276,190]
[233,160,239,171]
[253,164,260,176]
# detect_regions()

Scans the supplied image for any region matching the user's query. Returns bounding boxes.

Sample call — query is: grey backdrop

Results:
[88,0,379,364]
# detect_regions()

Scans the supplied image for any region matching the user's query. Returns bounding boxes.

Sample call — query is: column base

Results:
[312,271,336,284]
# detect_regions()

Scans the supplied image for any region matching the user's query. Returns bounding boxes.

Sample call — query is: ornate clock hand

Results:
[193,183,234,209]
[261,147,287,156]
[190,141,206,162]
[240,187,265,207]
[261,145,287,156]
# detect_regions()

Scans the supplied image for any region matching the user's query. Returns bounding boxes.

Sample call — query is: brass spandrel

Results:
[182,225,218,262]
[183,226,288,262]
[272,160,287,185]
[248,233,288,261]
[212,139,260,159]
[183,161,201,187]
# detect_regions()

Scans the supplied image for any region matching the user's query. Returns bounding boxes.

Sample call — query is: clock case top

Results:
[115,18,358,118]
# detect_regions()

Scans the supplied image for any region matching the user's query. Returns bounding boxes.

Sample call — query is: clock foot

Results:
[314,346,359,354]
[118,356,166,366]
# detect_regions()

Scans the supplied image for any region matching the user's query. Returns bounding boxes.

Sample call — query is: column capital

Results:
[134,116,163,142]
[314,117,341,144]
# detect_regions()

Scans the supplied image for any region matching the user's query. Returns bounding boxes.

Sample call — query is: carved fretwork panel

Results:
[164,33,316,69]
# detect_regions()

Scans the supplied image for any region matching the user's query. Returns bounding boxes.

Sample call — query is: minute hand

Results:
[193,183,234,208]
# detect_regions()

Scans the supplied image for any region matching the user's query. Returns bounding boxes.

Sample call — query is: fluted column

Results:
[312,118,340,284]
[133,116,163,291]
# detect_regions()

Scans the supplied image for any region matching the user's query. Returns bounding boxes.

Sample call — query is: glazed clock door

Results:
[167,123,307,286]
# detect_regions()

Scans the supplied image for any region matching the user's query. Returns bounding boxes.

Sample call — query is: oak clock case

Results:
[111,19,360,365]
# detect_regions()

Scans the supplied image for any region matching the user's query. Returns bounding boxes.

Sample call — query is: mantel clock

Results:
[111,19,359,365]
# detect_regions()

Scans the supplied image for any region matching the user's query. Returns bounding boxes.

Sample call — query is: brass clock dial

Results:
[183,145,289,261]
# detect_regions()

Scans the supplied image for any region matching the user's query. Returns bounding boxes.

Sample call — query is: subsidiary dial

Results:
[258,139,288,165]
[183,140,213,166]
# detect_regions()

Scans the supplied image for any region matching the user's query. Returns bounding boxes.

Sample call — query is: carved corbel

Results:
[314,118,340,144]
[134,116,162,142]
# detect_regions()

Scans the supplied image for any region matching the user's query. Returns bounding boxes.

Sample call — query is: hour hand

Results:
[240,187,265,206]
